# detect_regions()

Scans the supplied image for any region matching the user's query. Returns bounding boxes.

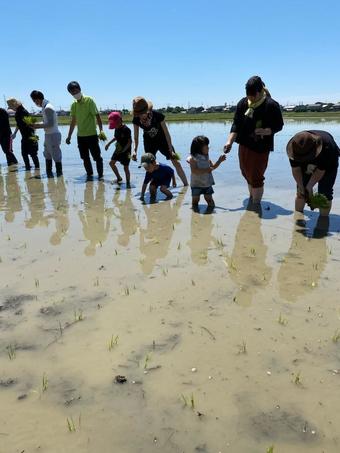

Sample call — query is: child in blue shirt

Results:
[139,153,176,202]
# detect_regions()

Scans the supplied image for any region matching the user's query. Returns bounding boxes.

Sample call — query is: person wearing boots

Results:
[0,107,18,166]
[30,90,63,177]
[65,81,104,180]
[7,98,40,171]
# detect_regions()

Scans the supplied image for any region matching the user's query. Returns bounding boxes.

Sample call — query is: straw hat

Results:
[132,97,153,115]
[286,131,323,161]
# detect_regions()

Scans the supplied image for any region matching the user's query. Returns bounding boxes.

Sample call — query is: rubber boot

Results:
[46,159,54,178]
[56,161,63,177]
[96,157,103,179]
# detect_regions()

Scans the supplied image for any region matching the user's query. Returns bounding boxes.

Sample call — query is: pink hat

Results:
[108,111,122,129]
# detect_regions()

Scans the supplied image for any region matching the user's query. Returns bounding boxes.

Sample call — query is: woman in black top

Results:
[132,97,188,186]
[224,76,283,204]
[286,130,339,216]
[0,108,18,166]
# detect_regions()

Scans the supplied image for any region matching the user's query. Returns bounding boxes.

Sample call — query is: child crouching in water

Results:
[187,135,226,211]
[139,153,176,202]
[105,111,132,187]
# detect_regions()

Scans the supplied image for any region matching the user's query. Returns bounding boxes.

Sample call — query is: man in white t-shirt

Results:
[30,90,62,177]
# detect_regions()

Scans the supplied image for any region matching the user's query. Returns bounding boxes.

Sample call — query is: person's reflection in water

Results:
[113,190,138,247]
[0,171,5,212]
[79,182,112,256]
[5,170,23,223]
[139,188,187,274]
[277,213,329,303]
[47,178,69,245]
[187,210,215,265]
[226,202,272,307]
[24,171,48,229]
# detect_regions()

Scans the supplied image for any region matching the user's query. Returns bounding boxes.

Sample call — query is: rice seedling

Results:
[23,116,37,126]
[173,152,181,161]
[35,278,40,288]
[181,394,188,406]
[238,340,247,354]
[216,238,225,248]
[114,249,118,255]
[144,353,151,369]
[108,335,119,351]
[230,260,237,271]
[191,279,196,286]
[74,310,83,322]
[180,393,195,410]
[58,321,63,336]
[177,242,181,250]
[42,373,48,392]
[124,286,130,296]
[332,329,340,343]
[250,247,256,256]
[190,393,195,409]
[266,446,274,453]
[293,371,302,385]
[309,193,330,210]
[199,251,207,260]
[232,296,237,303]
[6,344,16,360]
[277,313,288,326]
[98,131,107,141]
[29,135,39,143]
[66,417,76,432]
[162,267,168,276]
[94,277,99,287]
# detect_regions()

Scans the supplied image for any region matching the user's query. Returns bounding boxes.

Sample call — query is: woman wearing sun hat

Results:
[132,96,188,186]
[286,130,339,216]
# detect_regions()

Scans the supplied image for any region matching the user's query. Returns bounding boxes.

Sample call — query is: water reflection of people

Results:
[187,210,215,265]
[226,205,272,306]
[277,214,328,303]
[139,188,187,274]
[112,190,138,247]
[24,172,48,228]
[79,182,112,256]
[47,178,69,245]
[4,170,22,223]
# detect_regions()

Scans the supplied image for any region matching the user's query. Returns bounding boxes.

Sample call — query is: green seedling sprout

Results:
[98,131,107,141]
[74,310,83,322]
[278,313,288,326]
[42,373,48,392]
[108,335,119,351]
[66,417,76,432]
[144,353,151,369]
[7,344,16,360]
[332,329,340,343]
[293,371,302,385]
[23,116,37,126]
[238,340,247,354]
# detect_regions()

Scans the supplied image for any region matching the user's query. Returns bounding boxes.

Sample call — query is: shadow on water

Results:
[227,198,293,219]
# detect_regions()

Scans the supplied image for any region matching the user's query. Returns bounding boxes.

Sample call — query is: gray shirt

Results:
[189,154,214,188]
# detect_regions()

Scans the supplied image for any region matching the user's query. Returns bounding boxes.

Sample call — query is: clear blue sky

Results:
[2,0,340,111]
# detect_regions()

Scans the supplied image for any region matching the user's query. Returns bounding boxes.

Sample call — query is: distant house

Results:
[187,107,204,114]
[205,105,225,113]
[57,110,70,116]
[283,105,297,112]
[306,104,323,112]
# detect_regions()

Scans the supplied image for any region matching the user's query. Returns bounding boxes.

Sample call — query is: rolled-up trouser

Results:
[0,135,18,165]
[44,132,62,163]
[238,145,270,188]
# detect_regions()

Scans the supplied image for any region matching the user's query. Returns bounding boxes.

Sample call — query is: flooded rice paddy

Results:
[1,121,340,453]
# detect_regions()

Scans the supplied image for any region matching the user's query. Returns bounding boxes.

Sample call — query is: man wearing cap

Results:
[287,130,339,216]
[66,81,104,180]
[0,108,18,166]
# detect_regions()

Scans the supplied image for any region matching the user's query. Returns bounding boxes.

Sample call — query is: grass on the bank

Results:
[9,111,340,127]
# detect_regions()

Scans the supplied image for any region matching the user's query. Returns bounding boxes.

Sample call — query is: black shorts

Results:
[110,151,130,166]
[303,166,338,200]
[144,142,173,160]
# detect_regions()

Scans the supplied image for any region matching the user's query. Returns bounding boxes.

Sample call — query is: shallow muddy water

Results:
[1,121,340,453]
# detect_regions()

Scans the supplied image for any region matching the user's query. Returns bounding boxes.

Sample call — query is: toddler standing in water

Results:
[105,112,132,187]
[187,135,226,211]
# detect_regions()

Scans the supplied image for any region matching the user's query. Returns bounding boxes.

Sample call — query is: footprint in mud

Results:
[39,306,62,316]
[249,407,319,443]
[0,294,36,312]
[0,378,17,388]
